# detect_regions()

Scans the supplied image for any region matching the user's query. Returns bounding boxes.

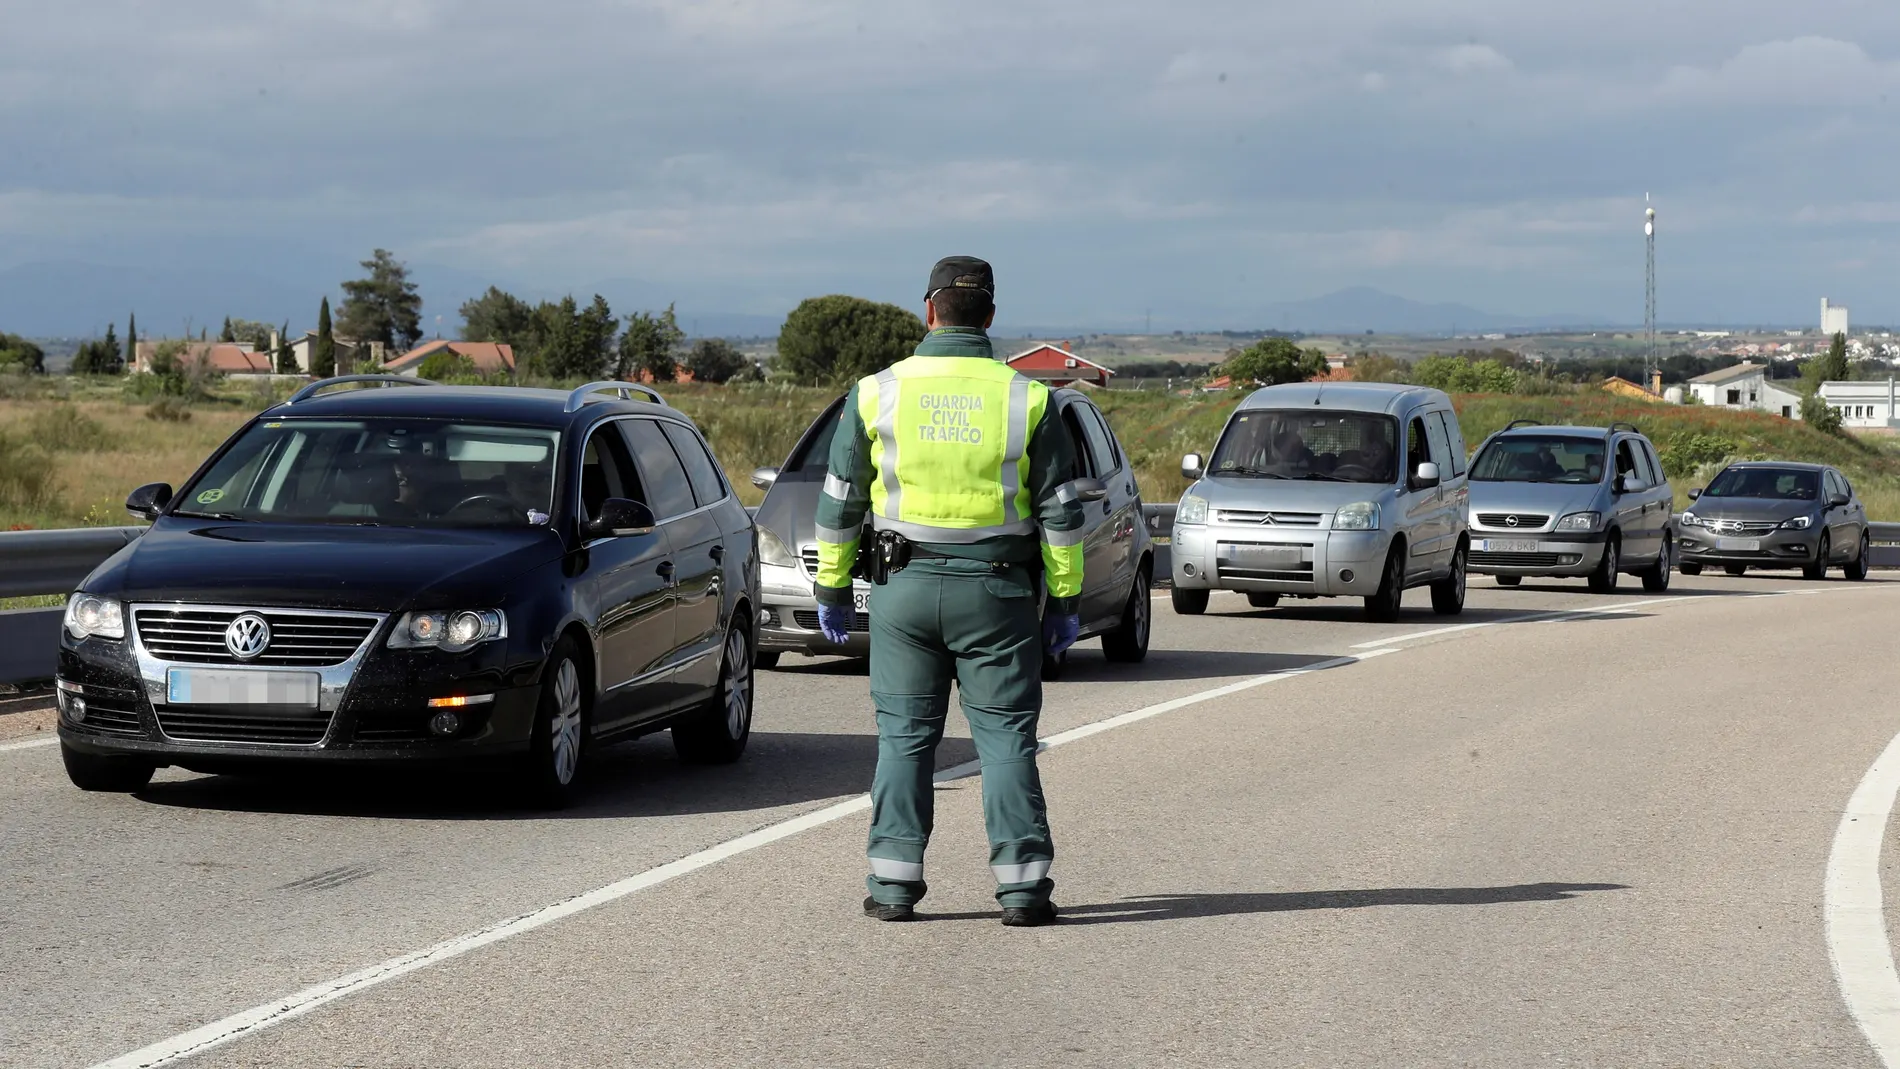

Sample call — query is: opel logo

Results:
[224,614,272,661]
[1505,515,1520,527]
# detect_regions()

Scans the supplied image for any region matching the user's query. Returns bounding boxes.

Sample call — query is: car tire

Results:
[1364,546,1405,622]
[1495,575,1522,587]
[1430,544,1467,615]
[1679,562,1703,576]
[1587,536,1620,594]
[1171,587,1209,615]
[1102,568,1152,664]
[520,640,588,809]
[1640,535,1673,593]
[1803,533,1831,581]
[1723,564,1748,577]
[754,650,782,670]
[1844,532,1871,582]
[1246,592,1280,609]
[673,623,755,765]
[60,744,155,793]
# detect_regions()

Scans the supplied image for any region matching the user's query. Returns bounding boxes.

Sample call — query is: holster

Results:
[868,530,912,585]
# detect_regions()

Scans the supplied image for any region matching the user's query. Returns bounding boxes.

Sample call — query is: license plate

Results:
[1716,538,1761,552]
[1223,544,1305,567]
[1479,539,1540,553]
[166,668,320,708]
[853,589,872,613]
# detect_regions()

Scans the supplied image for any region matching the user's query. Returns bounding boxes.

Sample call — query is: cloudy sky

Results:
[5,0,1900,332]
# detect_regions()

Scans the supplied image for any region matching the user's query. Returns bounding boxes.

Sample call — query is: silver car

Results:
[1464,420,1675,592]
[749,387,1155,670]
[1677,461,1871,581]
[1170,382,1470,622]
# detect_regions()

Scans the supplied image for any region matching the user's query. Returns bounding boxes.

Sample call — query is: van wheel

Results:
[754,651,781,670]
[1496,575,1522,587]
[520,641,588,809]
[1102,568,1151,663]
[1364,547,1405,622]
[1171,587,1209,615]
[1430,544,1467,615]
[1640,535,1673,592]
[1844,532,1871,582]
[1246,592,1280,609]
[673,623,754,765]
[61,744,155,792]
[1679,562,1702,576]
[1803,533,1831,581]
[1587,536,1620,593]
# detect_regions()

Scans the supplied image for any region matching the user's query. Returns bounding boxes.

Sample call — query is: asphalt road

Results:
[3,572,1897,1068]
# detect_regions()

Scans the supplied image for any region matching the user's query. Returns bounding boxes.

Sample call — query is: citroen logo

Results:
[1504,515,1520,527]
[224,614,272,661]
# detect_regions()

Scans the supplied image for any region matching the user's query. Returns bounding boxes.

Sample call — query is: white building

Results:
[1821,297,1849,337]
[1818,378,1900,429]
[1685,363,1805,420]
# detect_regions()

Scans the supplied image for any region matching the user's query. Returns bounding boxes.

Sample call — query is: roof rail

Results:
[1608,421,1640,435]
[564,381,668,413]
[285,374,437,405]
[1503,418,1542,431]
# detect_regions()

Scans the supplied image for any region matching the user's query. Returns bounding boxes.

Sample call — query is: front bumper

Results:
[1677,525,1820,567]
[1169,525,1392,598]
[1466,530,1607,577]
[758,563,869,658]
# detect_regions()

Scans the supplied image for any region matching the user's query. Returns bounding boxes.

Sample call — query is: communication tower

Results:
[1644,195,1657,389]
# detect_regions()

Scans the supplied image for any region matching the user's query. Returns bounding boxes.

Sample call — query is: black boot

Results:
[1000,901,1058,927]
[863,896,917,922]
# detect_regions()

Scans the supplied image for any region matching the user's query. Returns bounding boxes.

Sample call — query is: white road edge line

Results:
[0,735,58,753]
[1825,727,1900,1067]
[1350,595,1694,649]
[89,651,1388,1069]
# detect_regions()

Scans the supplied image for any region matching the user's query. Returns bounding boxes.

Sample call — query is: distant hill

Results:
[1256,287,1600,335]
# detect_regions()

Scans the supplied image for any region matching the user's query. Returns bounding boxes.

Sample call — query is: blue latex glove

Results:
[1042,613,1080,657]
[817,602,857,644]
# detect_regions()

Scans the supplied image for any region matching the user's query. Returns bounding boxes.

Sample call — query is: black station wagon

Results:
[56,376,760,807]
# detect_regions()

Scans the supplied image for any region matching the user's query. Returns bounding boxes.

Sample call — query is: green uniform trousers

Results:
[865,557,1055,909]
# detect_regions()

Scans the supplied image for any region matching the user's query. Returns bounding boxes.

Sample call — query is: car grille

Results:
[1476,513,1551,529]
[156,708,334,745]
[135,608,380,667]
[793,610,870,633]
[67,683,145,738]
[1470,551,1583,568]
[1694,519,1779,535]
[352,714,434,744]
[1216,509,1324,527]
[800,547,820,576]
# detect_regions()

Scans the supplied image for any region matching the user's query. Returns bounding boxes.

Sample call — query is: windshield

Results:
[173,419,560,527]
[1470,435,1605,484]
[1703,467,1820,501]
[1207,409,1398,483]
[779,398,846,476]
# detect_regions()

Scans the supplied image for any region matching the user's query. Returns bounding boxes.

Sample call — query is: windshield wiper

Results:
[1300,473,1351,482]
[1219,467,1289,479]
[171,510,247,521]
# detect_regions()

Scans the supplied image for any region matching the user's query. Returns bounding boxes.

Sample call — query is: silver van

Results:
[1170,382,1470,622]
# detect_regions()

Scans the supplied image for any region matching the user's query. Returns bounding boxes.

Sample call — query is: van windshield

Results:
[1207,409,1398,483]
[1470,435,1605,484]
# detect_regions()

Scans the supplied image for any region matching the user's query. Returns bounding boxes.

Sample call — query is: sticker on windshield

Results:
[196,488,226,504]
[527,510,549,526]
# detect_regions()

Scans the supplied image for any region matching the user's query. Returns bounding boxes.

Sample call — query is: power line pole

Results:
[1645,194,1657,390]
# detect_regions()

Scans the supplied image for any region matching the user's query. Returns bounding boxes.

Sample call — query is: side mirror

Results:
[750,466,780,492]
[1621,475,1648,493]
[1412,462,1441,489]
[126,482,173,521]
[1829,492,1851,508]
[1687,487,1702,500]
[1181,453,1204,480]
[1070,477,1108,503]
[583,497,657,540]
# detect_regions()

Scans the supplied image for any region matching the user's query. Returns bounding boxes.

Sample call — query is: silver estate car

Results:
[1464,420,1675,592]
[1170,382,1469,622]
[1677,461,1870,581]
[750,387,1155,669]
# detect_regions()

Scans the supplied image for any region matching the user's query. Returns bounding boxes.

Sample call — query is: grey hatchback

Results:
[1677,462,1870,580]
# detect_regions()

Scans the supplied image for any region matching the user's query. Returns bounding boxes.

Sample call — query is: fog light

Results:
[758,608,773,626]
[1339,568,1355,583]
[59,692,86,723]
[1182,562,1197,576]
[428,710,463,736]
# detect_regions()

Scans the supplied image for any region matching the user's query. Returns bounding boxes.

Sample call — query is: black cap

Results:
[926,256,993,299]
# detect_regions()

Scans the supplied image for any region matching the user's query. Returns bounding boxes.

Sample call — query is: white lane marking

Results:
[1350,596,1693,649]
[1825,728,1900,1066]
[90,653,1379,1069]
[0,735,58,753]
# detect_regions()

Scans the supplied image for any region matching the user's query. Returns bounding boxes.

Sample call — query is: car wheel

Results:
[520,642,587,809]
[673,623,755,765]
[1171,587,1209,615]
[755,650,782,670]
[1723,564,1748,577]
[1844,532,1871,582]
[1102,568,1152,663]
[1430,544,1467,615]
[1246,592,1280,609]
[1803,533,1831,581]
[1364,546,1405,622]
[1496,575,1522,587]
[1587,536,1620,593]
[1641,535,1673,592]
[1679,562,1703,576]
[60,744,155,792]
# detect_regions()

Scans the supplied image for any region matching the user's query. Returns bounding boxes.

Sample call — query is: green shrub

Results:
[22,404,116,452]
[417,350,480,382]
[0,434,53,510]
[145,397,194,422]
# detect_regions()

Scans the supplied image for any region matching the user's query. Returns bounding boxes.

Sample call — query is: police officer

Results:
[812,256,1085,927]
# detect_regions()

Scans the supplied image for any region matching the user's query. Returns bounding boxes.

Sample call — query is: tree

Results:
[0,333,47,374]
[125,312,137,371]
[1411,353,1520,393]
[1219,337,1328,387]
[417,349,480,381]
[686,338,748,383]
[1345,351,1410,384]
[775,295,925,385]
[336,248,424,352]
[71,324,124,375]
[274,321,297,374]
[1802,393,1844,435]
[1802,332,1852,393]
[527,295,616,380]
[312,297,337,378]
[459,286,537,347]
[618,304,685,382]
[218,317,236,343]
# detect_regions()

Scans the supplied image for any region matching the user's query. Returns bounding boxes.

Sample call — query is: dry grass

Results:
[0,399,251,528]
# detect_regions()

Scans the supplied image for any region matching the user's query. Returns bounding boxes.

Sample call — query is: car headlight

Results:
[1679,511,1703,528]
[757,525,798,568]
[1176,494,1209,525]
[1778,514,1814,530]
[388,609,508,653]
[1333,501,1380,531]
[64,594,126,640]
[1555,511,1601,533]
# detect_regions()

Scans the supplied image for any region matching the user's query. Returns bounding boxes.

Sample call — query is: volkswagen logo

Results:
[224,614,272,661]
[1504,515,1521,527]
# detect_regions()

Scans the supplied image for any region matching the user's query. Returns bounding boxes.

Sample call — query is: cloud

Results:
[1658,36,1900,106]
[1432,43,1514,74]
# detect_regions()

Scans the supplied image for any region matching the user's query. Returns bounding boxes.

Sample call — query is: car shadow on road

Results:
[922,882,1630,924]
[1225,604,1550,625]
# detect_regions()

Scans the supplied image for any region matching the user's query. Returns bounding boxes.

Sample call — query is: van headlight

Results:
[388,610,508,653]
[757,525,798,568]
[1333,501,1380,531]
[65,594,126,640]
[1555,511,1601,533]
[1176,494,1209,525]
